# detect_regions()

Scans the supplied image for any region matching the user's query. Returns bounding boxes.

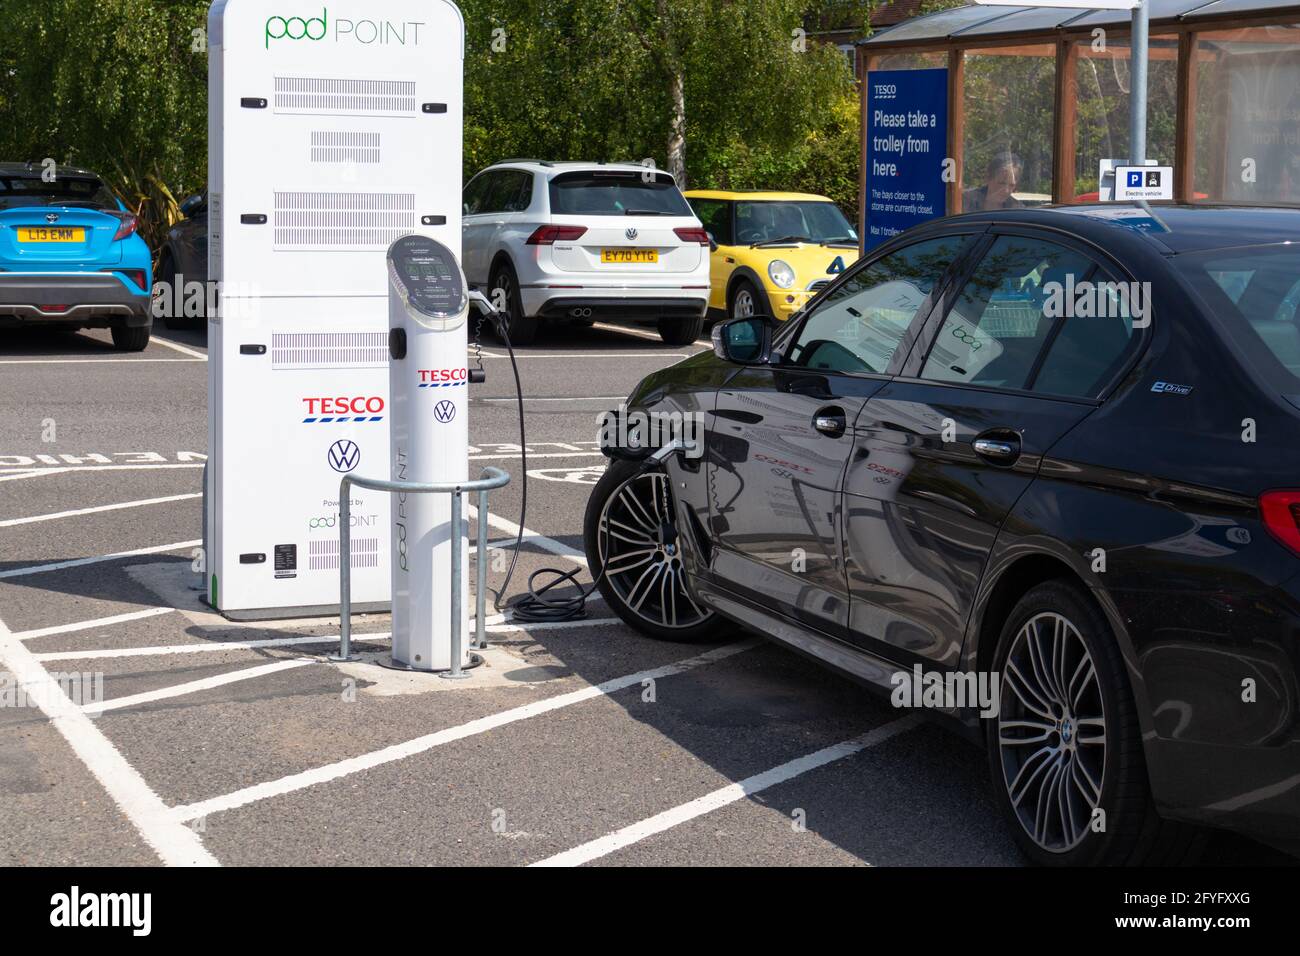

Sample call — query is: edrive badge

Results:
[327,439,361,473]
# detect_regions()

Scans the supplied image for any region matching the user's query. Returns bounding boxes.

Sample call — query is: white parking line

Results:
[477,396,626,403]
[0,357,205,365]
[85,658,316,716]
[484,352,697,360]
[33,631,392,662]
[168,639,759,824]
[0,615,218,866]
[0,493,201,528]
[150,336,209,360]
[531,715,924,867]
[13,606,176,641]
[0,540,201,580]
[0,464,204,481]
[470,502,587,568]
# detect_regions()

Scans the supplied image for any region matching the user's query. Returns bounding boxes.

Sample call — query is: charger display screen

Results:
[390,236,465,318]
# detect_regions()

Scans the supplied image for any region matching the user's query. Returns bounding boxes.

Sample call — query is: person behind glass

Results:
[963,152,1025,211]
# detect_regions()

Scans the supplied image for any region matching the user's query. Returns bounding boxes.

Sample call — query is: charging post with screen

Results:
[205,0,464,615]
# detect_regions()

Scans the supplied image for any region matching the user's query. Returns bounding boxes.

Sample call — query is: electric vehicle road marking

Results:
[13,606,177,642]
[0,540,201,580]
[0,464,205,481]
[84,658,316,716]
[0,357,205,365]
[0,614,220,866]
[167,639,761,825]
[0,492,201,528]
[531,715,924,867]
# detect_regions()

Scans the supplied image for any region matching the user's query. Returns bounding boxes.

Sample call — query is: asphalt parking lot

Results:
[0,322,1288,867]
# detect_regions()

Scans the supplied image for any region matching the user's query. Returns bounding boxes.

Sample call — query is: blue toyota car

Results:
[0,162,153,351]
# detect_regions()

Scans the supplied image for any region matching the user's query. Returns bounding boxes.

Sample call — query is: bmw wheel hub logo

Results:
[327,439,361,473]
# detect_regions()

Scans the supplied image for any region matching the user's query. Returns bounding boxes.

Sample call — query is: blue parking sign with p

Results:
[1128,172,1143,188]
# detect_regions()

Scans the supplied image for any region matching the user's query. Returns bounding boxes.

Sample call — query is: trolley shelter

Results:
[855,0,1300,246]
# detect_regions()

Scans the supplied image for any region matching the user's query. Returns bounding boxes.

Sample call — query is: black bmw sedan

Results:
[583,204,1300,866]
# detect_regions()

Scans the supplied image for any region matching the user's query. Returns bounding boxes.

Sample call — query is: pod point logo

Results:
[265,8,426,48]
[265,9,327,48]
[327,439,361,473]
[434,400,456,424]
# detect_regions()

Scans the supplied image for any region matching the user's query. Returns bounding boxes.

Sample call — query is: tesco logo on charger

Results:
[301,395,385,423]
[417,367,468,388]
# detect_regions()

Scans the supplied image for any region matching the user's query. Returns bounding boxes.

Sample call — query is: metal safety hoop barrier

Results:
[332,466,511,678]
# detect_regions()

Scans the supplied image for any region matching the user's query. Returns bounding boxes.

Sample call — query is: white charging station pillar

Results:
[206,0,463,615]
[387,236,470,671]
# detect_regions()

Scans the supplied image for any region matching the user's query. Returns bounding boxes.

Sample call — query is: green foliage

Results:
[0,0,210,254]
[1,0,866,250]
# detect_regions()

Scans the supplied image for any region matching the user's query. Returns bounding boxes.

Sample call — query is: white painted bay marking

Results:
[0,615,219,865]
[0,493,201,528]
[150,335,209,360]
[531,715,924,867]
[0,540,201,580]
[168,639,759,824]
[13,606,176,641]
[33,632,392,663]
[85,658,316,715]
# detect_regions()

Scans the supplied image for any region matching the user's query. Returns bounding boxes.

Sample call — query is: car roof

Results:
[685,189,832,203]
[485,160,664,178]
[945,203,1300,255]
[0,161,103,180]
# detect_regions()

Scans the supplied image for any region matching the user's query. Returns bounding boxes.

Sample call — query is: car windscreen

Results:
[734,201,857,245]
[548,172,692,217]
[1176,246,1300,398]
[0,175,119,210]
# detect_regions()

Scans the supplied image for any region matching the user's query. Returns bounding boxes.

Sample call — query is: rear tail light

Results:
[674,226,710,245]
[526,225,587,245]
[1260,490,1300,555]
[111,213,139,241]
[101,268,147,291]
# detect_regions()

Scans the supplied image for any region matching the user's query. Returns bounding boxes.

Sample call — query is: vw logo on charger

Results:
[433,400,456,424]
[327,439,361,473]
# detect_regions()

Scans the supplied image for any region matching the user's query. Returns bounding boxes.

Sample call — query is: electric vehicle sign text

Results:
[265,9,426,48]
[301,396,385,423]
[417,368,468,388]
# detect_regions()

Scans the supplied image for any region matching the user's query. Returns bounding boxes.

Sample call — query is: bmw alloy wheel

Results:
[596,471,710,631]
[996,611,1107,853]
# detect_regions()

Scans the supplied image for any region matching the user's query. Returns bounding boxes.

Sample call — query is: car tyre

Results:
[157,254,198,331]
[657,314,703,346]
[489,262,538,346]
[728,278,770,323]
[111,323,151,352]
[583,459,725,643]
[987,579,1204,866]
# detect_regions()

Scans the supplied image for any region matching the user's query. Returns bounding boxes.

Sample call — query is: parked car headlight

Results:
[768,259,795,289]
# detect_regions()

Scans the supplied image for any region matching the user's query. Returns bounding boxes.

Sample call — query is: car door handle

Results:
[973,435,1021,463]
[813,406,847,437]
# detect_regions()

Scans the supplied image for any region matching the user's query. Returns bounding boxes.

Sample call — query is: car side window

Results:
[464,172,494,215]
[499,171,533,212]
[920,235,1097,392]
[783,236,968,375]
[689,199,732,245]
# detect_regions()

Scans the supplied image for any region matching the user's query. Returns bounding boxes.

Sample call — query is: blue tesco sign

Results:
[865,68,948,251]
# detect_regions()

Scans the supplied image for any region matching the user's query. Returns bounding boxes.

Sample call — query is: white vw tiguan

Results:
[461,161,711,345]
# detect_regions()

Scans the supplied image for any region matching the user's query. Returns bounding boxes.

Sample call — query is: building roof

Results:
[859,0,1300,46]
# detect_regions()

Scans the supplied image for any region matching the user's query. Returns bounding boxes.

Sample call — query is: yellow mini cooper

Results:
[683,189,859,323]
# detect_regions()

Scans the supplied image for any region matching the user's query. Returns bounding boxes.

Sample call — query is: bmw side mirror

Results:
[712,317,771,365]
